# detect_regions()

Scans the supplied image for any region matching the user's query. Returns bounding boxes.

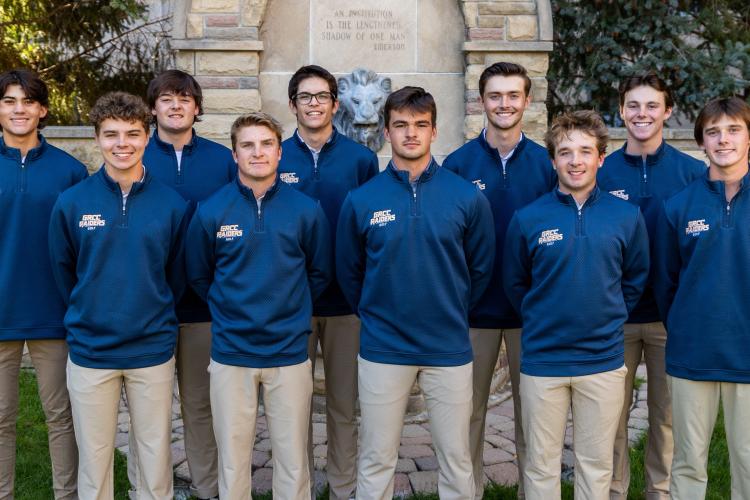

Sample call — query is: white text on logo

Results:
[473,179,486,190]
[685,219,710,236]
[370,209,396,227]
[280,172,300,184]
[538,228,564,246]
[217,224,243,240]
[79,214,106,230]
[609,189,629,201]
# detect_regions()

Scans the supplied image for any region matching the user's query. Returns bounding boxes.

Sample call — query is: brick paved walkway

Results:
[115,363,649,498]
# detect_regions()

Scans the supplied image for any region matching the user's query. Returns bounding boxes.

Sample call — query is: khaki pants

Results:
[356,356,474,500]
[611,322,671,500]
[210,359,312,500]
[127,322,218,498]
[469,328,524,499]
[521,366,627,500]
[67,357,175,500]
[669,376,750,500]
[307,315,360,500]
[0,340,77,500]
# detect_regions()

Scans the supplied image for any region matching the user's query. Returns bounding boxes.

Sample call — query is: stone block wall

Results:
[461,0,553,144]
[171,0,268,143]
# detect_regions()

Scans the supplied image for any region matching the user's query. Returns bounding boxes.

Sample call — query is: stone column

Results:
[171,0,268,145]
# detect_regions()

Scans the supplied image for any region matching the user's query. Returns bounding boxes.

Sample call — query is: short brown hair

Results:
[694,97,750,145]
[0,69,50,129]
[619,73,674,109]
[146,70,203,124]
[230,112,283,150]
[288,65,337,102]
[384,86,436,127]
[545,110,609,158]
[479,62,531,97]
[89,92,150,135]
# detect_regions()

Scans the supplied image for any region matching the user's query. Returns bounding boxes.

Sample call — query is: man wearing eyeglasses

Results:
[278,65,380,499]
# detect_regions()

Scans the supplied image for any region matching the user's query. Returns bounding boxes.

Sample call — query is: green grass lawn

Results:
[15,369,731,499]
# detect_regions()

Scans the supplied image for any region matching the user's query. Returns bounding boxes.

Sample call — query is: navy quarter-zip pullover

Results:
[143,129,236,323]
[279,128,379,317]
[503,187,649,377]
[336,160,495,367]
[654,170,750,383]
[48,168,188,369]
[1,135,88,341]
[599,141,706,323]
[186,178,331,368]
[443,131,556,328]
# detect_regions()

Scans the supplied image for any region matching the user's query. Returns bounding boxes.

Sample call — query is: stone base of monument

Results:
[310,345,511,423]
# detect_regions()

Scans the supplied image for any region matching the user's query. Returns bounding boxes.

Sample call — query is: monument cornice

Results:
[171,39,264,52]
[462,41,553,53]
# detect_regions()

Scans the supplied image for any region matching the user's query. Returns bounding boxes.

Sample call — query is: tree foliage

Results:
[548,0,750,125]
[0,0,171,125]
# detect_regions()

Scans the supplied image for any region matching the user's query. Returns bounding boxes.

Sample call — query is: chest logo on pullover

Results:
[472,179,486,190]
[79,214,106,230]
[370,209,396,227]
[280,172,300,184]
[609,189,629,201]
[685,219,710,236]
[217,224,244,241]
[538,228,564,246]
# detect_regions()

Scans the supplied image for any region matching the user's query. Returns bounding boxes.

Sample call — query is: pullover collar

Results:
[386,157,439,184]
[0,133,48,161]
[703,167,750,197]
[96,166,149,196]
[292,127,340,153]
[554,185,601,208]
[478,129,529,164]
[621,140,666,166]
[235,173,281,202]
[151,128,198,155]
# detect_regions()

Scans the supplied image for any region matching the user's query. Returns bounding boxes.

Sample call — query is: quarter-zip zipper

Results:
[640,158,649,197]
[575,206,584,236]
[255,198,264,232]
[722,198,735,228]
[175,151,184,185]
[119,190,128,227]
[312,152,320,180]
[410,182,419,216]
[18,157,27,192]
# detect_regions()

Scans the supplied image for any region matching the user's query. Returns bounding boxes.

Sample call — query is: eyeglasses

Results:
[293,92,334,105]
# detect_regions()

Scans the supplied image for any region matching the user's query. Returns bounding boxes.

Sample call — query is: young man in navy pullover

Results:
[186,112,330,499]
[49,92,187,500]
[278,65,379,499]
[139,69,235,500]
[654,97,750,500]
[337,87,495,500]
[442,62,555,498]
[0,69,85,499]
[598,75,705,500]
[503,111,649,500]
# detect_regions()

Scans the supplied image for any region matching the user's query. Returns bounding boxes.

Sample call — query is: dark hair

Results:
[146,70,203,123]
[288,65,338,102]
[90,92,151,135]
[478,62,531,97]
[230,112,283,150]
[619,73,674,109]
[545,110,609,158]
[0,69,50,129]
[694,97,750,145]
[383,86,437,127]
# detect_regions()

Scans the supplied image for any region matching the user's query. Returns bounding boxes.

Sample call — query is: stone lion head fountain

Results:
[334,68,392,152]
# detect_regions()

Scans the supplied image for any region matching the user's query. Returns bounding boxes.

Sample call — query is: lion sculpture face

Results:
[333,68,392,152]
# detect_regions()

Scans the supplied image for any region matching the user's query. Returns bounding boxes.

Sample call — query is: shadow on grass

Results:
[15,369,732,499]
